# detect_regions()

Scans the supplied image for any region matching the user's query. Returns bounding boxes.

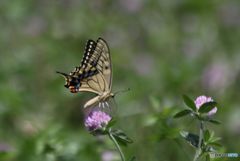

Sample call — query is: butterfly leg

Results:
[105,102,109,108]
[103,102,107,109]
[100,102,105,108]
[104,101,111,113]
[105,102,110,109]
[99,102,103,109]
[100,102,105,110]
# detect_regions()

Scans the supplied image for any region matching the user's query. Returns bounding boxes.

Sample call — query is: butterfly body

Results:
[57,38,114,108]
[84,91,114,108]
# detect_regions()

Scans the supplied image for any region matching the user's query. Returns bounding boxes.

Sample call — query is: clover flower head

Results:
[195,95,217,116]
[85,111,111,131]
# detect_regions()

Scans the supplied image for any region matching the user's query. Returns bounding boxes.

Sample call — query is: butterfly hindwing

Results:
[79,73,106,94]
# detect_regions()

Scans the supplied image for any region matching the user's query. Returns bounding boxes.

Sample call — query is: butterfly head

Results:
[57,71,81,93]
[110,93,115,98]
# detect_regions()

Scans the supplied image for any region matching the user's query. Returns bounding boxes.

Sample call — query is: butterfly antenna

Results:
[114,88,130,96]
[56,71,69,77]
[112,88,130,112]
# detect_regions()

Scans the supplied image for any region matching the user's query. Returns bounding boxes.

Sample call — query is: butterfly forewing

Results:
[70,40,99,79]
[95,38,112,90]
[77,38,112,93]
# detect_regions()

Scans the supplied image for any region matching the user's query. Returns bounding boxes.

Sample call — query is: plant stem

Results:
[193,121,204,161]
[108,130,125,161]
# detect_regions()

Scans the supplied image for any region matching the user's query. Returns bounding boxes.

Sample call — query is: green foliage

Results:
[174,109,192,118]
[204,130,210,142]
[205,154,210,161]
[183,95,197,111]
[110,129,133,146]
[128,156,136,161]
[180,131,201,148]
[106,119,117,129]
[0,0,239,161]
[198,102,217,113]
[208,119,221,125]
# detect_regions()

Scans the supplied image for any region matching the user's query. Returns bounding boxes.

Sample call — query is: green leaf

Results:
[206,154,210,161]
[208,119,221,125]
[111,129,133,146]
[149,96,160,110]
[128,156,136,161]
[210,137,221,143]
[180,131,201,148]
[106,119,117,129]
[174,109,192,118]
[183,95,197,111]
[208,142,222,147]
[43,143,55,154]
[204,130,210,142]
[205,146,216,152]
[198,102,217,113]
[90,129,106,135]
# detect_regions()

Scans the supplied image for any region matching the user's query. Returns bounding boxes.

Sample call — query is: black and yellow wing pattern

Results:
[57,38,101,93]
[57,38,114,108]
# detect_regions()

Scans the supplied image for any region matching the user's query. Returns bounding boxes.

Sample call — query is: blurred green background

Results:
[0,0,240,161]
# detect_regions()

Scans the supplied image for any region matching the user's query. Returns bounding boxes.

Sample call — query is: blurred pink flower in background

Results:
[202,60,234,92]
[119,0,143,13]
[132,54,155,76]
[85,111,111,131]
[195,95,217,116]
[218,2,240,27]
[23,16,47,37]
[0,143,12,152]
[101,150,117,161]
